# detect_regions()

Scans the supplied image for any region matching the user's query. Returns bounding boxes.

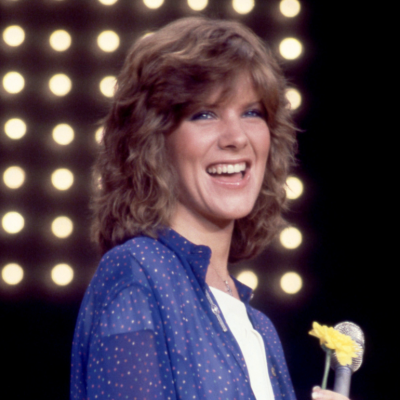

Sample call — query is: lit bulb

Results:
[2,211,24,234]
[286,176,303,199]
[280,0,301,18]
[285,88,302,110]
[52,123,74,145]
[232,0,254,14]
[187,0,208,11]
[280,227,302,249]
[280,271,302,294]
[279,38,302,60]
[3,166,25,189]
[3,25,25,47]
[143,0,164,9]
[99,76,116,97]
[51,168,74,190]
[51,264,74,286]
[49,30,71,51]
[2,71,25,93]
[4,118,26,140]
[2,263,24,285]
[236,270,259,290]
[49,74,72,96]
[97,30,120,52]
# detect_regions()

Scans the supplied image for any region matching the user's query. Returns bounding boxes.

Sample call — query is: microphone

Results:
[331,322,365,397]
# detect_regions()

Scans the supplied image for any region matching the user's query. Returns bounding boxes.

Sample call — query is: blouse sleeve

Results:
[71,247,177,400]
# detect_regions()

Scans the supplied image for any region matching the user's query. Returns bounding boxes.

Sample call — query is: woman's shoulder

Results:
[100,235,175,269]
[90,235,179,293]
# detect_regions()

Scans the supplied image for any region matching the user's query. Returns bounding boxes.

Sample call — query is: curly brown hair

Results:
[92,16,297,262]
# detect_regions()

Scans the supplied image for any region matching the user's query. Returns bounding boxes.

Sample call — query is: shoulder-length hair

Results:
[92,16,297,262]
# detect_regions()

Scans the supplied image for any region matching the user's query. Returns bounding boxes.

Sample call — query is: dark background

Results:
[0,1,391,399]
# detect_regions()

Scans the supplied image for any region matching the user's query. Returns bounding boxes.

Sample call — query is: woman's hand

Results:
[312,386,350,400]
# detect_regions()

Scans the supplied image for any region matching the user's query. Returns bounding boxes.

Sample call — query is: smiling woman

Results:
[70,17,345,400]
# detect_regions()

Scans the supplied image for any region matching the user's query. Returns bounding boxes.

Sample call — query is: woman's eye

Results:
[244,109,265,118]
[189,111,215,121]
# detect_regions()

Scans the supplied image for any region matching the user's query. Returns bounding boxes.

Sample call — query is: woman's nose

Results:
[217,117,248,150]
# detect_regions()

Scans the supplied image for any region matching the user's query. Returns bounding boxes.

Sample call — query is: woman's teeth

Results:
[207,162,246,175]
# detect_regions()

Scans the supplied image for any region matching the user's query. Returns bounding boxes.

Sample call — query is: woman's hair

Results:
[92,16,297,262]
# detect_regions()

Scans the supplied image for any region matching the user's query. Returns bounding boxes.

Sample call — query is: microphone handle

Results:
[333,365,352,397]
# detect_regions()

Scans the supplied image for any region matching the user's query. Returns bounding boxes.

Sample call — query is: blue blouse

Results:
[70,229,296,400]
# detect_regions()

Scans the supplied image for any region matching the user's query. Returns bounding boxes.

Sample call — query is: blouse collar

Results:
[158,228,254,303]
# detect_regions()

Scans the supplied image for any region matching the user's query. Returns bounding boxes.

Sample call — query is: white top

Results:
[210,287,275,400]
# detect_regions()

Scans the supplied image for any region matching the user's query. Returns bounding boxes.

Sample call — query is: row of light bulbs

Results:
[1,72,116,97]
[4,0,301,16]
[2,263,74,287]
[1,261,302,295]
[2,75,302,107]
[1,210,301,249]
[237,270,303,294]
[3,25,303,60]
[3,27,120,53]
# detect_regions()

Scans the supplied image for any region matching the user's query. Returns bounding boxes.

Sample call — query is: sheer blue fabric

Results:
[71,229,296,400]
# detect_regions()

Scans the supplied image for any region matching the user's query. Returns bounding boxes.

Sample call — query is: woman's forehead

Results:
[199,72,261,106]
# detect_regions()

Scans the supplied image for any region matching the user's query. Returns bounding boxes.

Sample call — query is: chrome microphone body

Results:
[331,322,365,397]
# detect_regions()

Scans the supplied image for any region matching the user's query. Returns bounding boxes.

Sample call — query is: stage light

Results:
[285,88,302,110]
[95,126,104,143]
[280,272,302,294]
[280,0,301,18]
[2,71,25,94]
[2,211,24,234]
[3,166,25,189]
[51,168,74,190]
[237,270,259,290]
[279,38,302,60]
[280,227,302,249]
[2,263,24,285]
[49,74,72,96]
[232,0,254,14]
[100,76,116,97]
[3,25,25,47]
[143,0,164,9]
[51,263,74,286]
[98,0,118,4]
[188,0,208,11]
[286,176,303,200]
[97,30,120,52]
[51,216,73,238]
[49,30,71,51]
[4,118,26,139]
[52,123,74,145]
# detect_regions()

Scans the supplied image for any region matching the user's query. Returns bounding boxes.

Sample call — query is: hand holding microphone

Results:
[311,386,350,400]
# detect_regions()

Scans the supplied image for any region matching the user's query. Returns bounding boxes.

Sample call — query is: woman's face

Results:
[166,73,270,229]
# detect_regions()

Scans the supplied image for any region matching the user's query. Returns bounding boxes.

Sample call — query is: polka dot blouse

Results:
[70,229,296,400]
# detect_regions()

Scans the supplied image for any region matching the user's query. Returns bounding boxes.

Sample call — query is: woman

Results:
[71,17,349,400]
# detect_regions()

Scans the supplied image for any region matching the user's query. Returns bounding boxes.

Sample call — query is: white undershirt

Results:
[210,287,275,400]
